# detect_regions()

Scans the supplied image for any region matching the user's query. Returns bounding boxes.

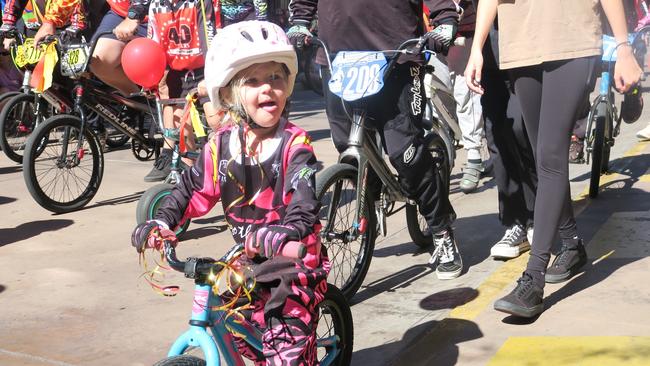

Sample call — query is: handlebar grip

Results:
[282,241,307,259]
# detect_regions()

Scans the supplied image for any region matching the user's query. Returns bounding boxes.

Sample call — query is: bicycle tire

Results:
[0,92,41,163]
[136,183,190,237]
[317,284,354,366]
[589,103,607,198]
[23,115,104,213]
[405,134,451,247]
[316,163,376,301]
[0,91,21,152]
[153,355,205,366]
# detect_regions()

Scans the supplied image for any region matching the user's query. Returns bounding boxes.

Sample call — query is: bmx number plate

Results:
[60,45,89,77]
[329,51,387,101]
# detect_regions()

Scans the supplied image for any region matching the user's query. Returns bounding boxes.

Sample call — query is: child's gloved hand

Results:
[245,225,299,259]
[131,220,177,253]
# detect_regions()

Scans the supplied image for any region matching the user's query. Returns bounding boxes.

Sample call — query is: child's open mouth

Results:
[259,101,278,112]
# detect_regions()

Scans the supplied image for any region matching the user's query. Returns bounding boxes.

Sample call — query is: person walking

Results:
[465,0,642,318]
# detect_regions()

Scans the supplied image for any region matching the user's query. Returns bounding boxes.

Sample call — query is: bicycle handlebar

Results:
[162,240,307,280]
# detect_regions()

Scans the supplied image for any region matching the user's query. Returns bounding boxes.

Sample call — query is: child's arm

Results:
[282,134,320,240]
[154,141,221,228]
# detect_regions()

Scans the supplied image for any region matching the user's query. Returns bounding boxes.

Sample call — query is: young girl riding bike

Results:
[131,20,330,365]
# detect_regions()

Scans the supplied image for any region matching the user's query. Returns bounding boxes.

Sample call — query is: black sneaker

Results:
[494,272,544,318]
[429,229,463,280]
[144,149,172,182]
[545,239,587,283]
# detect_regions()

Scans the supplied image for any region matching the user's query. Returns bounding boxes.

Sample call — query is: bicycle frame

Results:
[166,270,341,366]
[424,72,461,169]
[330,105,412,240]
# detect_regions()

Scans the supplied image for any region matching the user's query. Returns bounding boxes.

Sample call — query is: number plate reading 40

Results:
[328,51,387,101]
[60,46,88,76]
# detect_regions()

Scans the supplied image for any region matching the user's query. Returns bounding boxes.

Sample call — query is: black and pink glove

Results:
[131,220,177,253]
[245,225,300,259]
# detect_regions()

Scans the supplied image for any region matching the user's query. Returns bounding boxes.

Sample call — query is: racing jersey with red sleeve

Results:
[147,0,217,71]
[154,119,322,268]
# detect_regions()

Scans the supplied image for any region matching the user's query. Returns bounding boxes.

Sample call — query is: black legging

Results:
[509,56,597,286]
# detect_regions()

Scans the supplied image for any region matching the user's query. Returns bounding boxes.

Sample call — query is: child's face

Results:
[237,62,289,128]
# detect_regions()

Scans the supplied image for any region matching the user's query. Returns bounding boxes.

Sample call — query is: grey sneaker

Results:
[545,239,587,283]
[459,161,485,193]
[144,149,172,182]
[494,272,544,318]
[490,225,530,259]
[429,230,463,280]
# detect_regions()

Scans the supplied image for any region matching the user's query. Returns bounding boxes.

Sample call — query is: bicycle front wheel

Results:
[317,284,354,366]
[23,115,104,213]
[153,355,205,366]
[316,163,376,301]
[589,103,608,198]
[405,134,451,247]
[0,92,43,163]
[136,183,190,237]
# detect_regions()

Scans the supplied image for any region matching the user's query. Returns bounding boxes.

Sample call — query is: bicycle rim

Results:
[24,115,104,213]
[316,163,376,301]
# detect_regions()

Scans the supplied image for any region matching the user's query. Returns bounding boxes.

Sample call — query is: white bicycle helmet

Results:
[205,20,298,110]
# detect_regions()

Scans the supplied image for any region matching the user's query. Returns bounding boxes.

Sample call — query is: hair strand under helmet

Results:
[204,21,298,111]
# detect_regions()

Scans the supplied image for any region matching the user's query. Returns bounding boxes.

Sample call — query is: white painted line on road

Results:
[0,348,76,366]
[104,158,150,165]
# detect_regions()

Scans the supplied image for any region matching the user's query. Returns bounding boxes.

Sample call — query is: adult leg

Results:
[91,38,139,95]
[514,58,594,286]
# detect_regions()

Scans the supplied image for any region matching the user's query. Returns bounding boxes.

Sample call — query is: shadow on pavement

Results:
[570,152,649,183]
[81,191,145,211]
[308,128,331,142]
[0,165,21,174]
[0,284,5,294]
[0,219,74,247]
[419,287,479,311]
[0,196,16,205]
[353,317,483,366]
[351,264,434,306]
[192,214,225,225]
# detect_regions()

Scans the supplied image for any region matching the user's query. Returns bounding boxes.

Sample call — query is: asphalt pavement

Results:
[0,88,649,366]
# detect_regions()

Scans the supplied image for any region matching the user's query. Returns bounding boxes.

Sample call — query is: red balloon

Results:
[121,38,167,89]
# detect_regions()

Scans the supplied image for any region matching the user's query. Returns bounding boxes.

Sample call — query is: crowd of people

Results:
[0,0,648,363]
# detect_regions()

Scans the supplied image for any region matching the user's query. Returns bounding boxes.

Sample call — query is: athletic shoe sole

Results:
[490,241,531,259]
[494,298,544,318]
[436,266,462,280]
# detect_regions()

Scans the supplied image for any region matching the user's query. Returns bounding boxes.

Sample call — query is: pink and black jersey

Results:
[155,118,322,268]
[147,0,218,71]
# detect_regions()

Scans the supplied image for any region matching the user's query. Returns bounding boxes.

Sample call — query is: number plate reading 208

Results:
[329,51,387,102]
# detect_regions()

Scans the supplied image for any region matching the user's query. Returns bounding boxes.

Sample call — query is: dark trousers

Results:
[481,35,537,229]
[321,62,456,232]
[482,68,537,228]
[510,56,597,284]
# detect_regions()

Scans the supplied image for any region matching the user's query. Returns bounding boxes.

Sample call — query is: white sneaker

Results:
[490,225,531,259]
[637,124,650,141]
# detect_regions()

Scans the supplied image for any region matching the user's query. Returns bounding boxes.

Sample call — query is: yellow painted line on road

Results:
[488,336,650,366]
[450,254,528,320]
[640,174,650,183]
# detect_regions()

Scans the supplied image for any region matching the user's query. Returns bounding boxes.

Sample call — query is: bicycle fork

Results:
[323,109,406,242]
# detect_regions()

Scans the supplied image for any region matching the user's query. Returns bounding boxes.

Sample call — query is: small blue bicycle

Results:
[151,241,354,366]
